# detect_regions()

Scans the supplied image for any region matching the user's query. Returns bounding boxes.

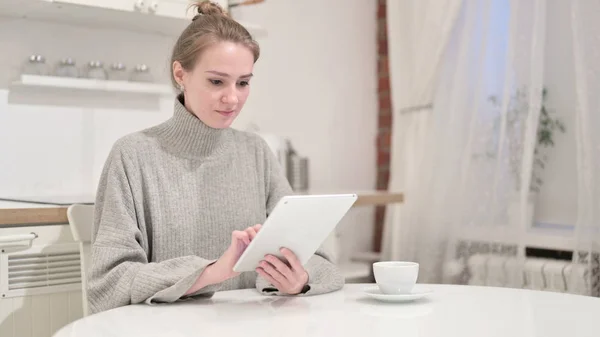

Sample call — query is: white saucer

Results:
[363,285,433,303]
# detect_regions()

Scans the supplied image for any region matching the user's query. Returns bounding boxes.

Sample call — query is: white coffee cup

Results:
[373,261,419,294]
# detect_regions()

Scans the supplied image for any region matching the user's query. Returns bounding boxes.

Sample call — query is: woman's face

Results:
[174,41,255,129]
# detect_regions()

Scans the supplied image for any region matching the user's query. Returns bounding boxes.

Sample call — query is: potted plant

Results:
[488,87,566,225]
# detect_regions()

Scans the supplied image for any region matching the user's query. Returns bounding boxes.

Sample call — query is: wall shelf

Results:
[0,0,267,38]
[11,75,174,96]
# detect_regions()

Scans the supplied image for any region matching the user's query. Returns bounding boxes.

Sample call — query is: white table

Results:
[53,284,600,337]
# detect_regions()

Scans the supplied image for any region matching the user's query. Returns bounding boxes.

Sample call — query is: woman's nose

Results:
[222,87,239,104]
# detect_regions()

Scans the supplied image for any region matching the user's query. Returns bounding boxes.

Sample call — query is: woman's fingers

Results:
[256,268,282,290]
[258,260,287,285]
[264,255,294,280]
[232,230,250,245]
[232,224,263,247]
[254,248,309,295]
[280,248,303,272]
[245,227,257,240]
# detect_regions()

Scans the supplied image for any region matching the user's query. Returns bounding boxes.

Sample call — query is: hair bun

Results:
[192,0,227,19]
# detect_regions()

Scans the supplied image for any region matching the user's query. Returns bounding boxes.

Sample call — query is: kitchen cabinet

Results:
[0,223,83,337]
[0,0,266,37]
[50,0,233,20]
[50,0,142,13]
[151,0,229,20]
[149,0,196,20]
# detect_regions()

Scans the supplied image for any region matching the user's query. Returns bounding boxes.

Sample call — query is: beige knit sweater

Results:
[88,95,344,314]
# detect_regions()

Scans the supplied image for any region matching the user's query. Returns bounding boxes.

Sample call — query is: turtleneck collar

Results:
[154,94,231,159]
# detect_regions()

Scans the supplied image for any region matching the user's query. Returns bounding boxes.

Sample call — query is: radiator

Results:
[446,253,592,295]
[0,225,83,337]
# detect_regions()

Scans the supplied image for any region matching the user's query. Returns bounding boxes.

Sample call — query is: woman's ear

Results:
[172,61,186,89]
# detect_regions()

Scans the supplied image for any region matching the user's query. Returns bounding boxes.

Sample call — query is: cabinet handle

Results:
[0,232,37,244]
[134,0,146,11]
[148,1,159,13]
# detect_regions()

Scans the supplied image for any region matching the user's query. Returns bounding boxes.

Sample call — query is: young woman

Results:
[88,0,344,314]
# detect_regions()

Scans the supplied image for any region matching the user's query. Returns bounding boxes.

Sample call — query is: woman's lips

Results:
[217,110,234,116]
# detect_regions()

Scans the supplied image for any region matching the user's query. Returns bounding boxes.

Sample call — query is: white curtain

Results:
[571,0,600,297]
[381,0,463,275]
[382,0,549,284]
[384,0,600,296]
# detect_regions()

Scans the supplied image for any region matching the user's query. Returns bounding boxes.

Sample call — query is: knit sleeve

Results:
[88,141,219,314]
[255,139,345,296]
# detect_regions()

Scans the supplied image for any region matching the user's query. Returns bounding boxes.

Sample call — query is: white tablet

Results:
[233,193,358,273]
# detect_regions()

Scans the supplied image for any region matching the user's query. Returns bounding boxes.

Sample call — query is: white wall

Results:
[232,1,378,259]
[0,0,378,258]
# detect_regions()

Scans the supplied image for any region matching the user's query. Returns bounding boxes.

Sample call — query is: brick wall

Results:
[374,0,392,252]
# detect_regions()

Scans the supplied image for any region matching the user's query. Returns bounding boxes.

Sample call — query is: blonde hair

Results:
[170,0,260,89]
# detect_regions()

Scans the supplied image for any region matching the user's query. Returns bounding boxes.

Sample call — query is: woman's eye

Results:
[209,79,223,85]
[238,81,249,87]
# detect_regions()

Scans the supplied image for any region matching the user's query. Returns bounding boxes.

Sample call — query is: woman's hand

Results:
[256,248,309,295]
[217,224,262,279]
[186,224,261,295]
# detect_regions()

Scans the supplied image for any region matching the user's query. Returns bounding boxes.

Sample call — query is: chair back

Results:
[66,204,94,317]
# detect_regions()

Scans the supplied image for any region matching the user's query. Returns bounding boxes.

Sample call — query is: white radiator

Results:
[0,225,83,337]
[446,253,592,295]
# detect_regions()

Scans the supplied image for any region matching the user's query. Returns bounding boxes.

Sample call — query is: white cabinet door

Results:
[50,0,141,13]
[150,0,228,20]
[149,0,194,20]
